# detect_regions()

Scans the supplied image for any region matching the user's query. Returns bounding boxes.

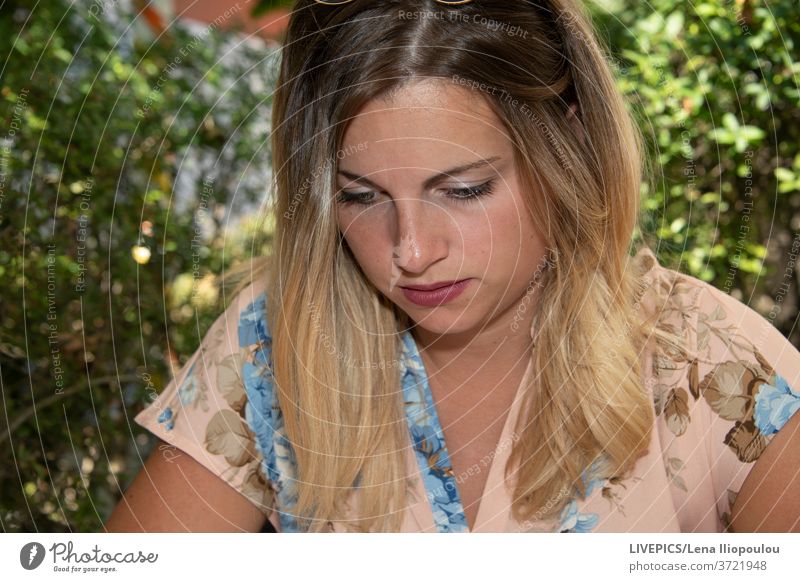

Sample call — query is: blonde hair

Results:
[229,0,680,531]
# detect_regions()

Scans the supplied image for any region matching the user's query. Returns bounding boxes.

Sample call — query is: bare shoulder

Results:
[104,439,268,533]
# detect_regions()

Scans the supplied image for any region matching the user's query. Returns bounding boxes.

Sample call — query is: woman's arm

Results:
[104,439,268,533]
[729,409,800,532]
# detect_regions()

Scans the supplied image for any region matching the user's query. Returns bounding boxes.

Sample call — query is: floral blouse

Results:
[134,247,800,532]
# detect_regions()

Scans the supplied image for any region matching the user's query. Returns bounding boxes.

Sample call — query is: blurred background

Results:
[0,0,798,532]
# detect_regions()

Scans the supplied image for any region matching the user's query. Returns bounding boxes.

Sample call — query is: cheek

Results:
[462,198,528,265]
[339,212,391,275]
[473,194,546,280]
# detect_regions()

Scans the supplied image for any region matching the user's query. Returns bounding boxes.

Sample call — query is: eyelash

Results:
[336,179,497,207]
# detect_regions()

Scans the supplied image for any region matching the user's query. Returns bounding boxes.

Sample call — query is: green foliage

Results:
[590,0,799,295]
[0,1,275,531]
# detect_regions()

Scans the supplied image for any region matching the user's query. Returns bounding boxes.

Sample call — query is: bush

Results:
[0,0,276,531]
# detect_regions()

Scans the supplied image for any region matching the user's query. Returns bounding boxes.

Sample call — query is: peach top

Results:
[134,247,800,532]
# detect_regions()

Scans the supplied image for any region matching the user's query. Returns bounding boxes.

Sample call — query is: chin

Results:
[404,307,480,336]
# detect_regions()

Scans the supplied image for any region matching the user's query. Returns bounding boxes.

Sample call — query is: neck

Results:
[411,300,536,398]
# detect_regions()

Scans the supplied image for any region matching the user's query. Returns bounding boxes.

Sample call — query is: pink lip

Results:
[401,279,464,291]
[400,279,472,307]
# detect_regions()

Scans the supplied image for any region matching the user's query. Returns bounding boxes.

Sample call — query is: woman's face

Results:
[335,78,549,337]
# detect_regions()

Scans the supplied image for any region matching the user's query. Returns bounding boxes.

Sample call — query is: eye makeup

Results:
[335,179,497,207]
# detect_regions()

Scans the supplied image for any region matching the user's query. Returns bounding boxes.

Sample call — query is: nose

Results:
[391,196,449,275]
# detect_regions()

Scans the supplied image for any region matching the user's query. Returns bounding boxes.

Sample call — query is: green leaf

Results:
[665,12,684,37]
[722,113,740,131]
[739,125,765,141]
[710,127,735,144]
[739,258,763,274]
[670,217,687,233]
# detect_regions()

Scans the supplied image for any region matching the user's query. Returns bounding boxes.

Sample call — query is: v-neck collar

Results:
[238,288,612,532]
[398,329,533,533]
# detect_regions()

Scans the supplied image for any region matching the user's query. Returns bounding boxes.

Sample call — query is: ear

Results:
[565,102,585,146]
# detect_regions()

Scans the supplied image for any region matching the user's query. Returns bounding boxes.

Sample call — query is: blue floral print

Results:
[238,294,271,347]
[177,362,198,406]
[157,407,174,431]
[557,466,607,533]
[754,373,800,435]
[558,499,599,533]
[400,330,469,532]
[238,292,301,532]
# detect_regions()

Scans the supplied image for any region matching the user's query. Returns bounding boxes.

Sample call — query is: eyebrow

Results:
[337,155,502,191]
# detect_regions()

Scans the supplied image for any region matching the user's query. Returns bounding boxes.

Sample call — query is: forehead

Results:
[340,78,512,162]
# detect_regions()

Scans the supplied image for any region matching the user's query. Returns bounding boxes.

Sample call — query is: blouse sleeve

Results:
[133,281,279,528]
[691,280,800,530]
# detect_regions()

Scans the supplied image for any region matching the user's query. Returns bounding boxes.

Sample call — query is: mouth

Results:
[400,279,465,291]
[399,278,472,307]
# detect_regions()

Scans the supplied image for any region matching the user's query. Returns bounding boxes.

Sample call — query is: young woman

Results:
[106,0,800,533]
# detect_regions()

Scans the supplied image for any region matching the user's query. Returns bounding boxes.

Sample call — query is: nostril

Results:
[390,234,420,291]
[392,233,420,267]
